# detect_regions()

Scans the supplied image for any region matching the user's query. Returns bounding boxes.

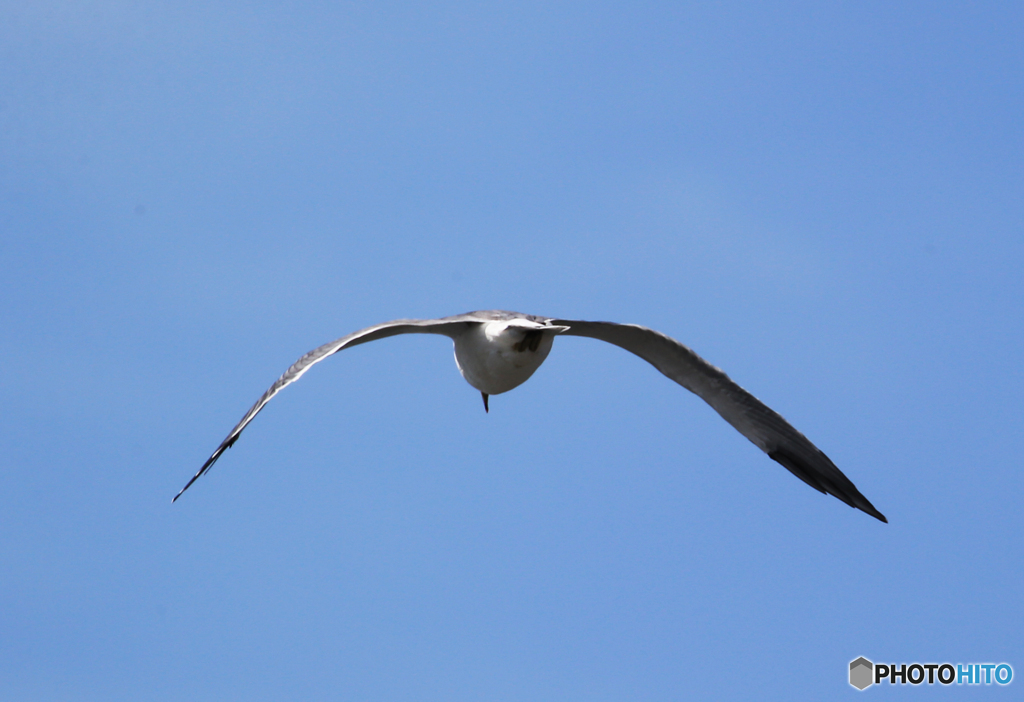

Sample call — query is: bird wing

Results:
[550,319,886,522]
[173,314,483,502]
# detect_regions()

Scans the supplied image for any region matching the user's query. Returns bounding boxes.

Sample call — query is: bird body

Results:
[173,310,887,523]
[453,318,568,395]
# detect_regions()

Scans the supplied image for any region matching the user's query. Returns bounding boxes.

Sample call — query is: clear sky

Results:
[2,2,1021,700]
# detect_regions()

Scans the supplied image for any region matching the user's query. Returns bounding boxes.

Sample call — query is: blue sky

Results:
[1,1,1021,699]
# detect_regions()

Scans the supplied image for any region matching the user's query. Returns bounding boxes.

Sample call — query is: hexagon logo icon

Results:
[850,657,874,690]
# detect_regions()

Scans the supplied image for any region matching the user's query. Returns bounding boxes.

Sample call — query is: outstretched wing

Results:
[550,319,887,522]
[173,314,481,502]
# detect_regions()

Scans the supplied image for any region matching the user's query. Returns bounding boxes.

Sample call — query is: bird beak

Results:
[481,392,489,413]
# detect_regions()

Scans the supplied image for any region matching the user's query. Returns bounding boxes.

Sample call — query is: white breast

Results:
[452,321,557,395]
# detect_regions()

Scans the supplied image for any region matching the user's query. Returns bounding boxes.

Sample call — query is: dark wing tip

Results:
[171,442,234,503]
[768,448,887,523]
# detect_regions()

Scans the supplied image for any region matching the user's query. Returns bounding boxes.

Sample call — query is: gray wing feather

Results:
[551,319,886,522]
[173,314,481,502]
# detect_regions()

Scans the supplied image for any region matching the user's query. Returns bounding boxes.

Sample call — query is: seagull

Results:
[174,310,886,522]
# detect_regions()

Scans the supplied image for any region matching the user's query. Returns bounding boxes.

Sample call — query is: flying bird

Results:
[174,310,886,522]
